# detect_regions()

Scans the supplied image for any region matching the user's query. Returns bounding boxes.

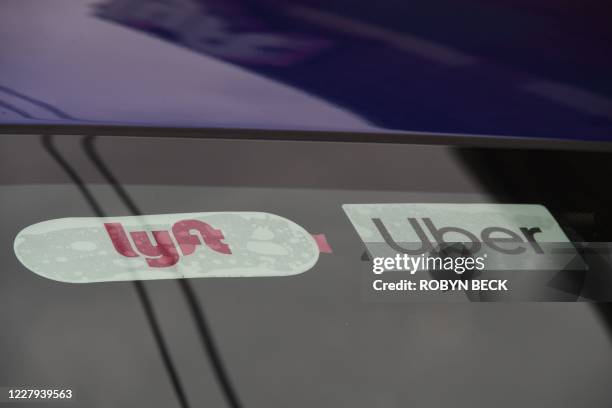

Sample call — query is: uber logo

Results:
[372,217,545,255]
[343,203,577,271]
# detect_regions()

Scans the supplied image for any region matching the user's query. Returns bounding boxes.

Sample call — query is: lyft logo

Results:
[15,212,322,283]
[104,219,231,268]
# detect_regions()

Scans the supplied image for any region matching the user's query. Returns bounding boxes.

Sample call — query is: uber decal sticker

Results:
[343,203,581,271]
[14,212,320,283]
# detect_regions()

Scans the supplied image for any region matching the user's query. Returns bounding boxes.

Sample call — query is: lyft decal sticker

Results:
[14,212,321,283]
[343,203,583,271]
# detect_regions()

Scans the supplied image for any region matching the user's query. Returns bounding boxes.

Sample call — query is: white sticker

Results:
[14,212,320,283]
[343,203,581,271]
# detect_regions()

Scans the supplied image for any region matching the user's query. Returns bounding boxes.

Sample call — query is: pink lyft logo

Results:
[104,219,231,268]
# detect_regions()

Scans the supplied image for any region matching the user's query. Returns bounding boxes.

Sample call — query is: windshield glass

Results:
[2,133,612,406]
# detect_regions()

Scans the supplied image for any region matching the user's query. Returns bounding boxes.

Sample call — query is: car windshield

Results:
[2,133,612,407]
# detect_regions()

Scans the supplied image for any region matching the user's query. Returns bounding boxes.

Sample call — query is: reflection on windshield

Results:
[2,0,612,139]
